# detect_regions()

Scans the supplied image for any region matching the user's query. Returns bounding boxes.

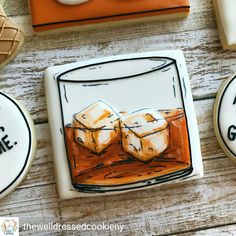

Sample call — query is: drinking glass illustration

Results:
[57,57,192,192]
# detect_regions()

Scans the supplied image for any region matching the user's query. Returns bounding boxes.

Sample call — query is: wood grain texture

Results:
[1,27,236,123]
[180,225,236,236]
[1,0,236,235]
[1,99,235,236]
[0,0,236,123]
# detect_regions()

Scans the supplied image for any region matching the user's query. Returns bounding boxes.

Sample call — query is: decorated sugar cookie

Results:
[0,6,24,68]
[214,74,236,160]
[213,0,236,50]
[28,0,190,33]
[0,92,36,199]
[44,50,203,199]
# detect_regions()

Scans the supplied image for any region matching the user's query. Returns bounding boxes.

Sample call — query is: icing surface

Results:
[44,50,203,199]
[57,0,89,5]
[217,0,236,46]
[215,75,236,158]
[28,0,190,32]
[0,92,36,199]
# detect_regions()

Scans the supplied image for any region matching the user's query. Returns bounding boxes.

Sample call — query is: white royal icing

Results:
[215,75,236,159]
[45,50,203,199]
[217,0,236,46]
[0,92,36,199]
[57,0,89,5]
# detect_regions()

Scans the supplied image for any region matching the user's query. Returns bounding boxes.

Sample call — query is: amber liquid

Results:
[65,109,191,187]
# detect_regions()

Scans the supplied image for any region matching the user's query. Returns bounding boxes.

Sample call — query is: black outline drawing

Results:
[233,95,236,105]
[55,56,193,193]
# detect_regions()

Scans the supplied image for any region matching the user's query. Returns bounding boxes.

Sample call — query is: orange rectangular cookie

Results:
[28,0,190,33]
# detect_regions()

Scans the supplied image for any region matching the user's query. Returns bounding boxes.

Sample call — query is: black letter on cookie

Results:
[228,125,236,141]
[0,142,6,154]
[1,135,14,150]
[0,127,5,132]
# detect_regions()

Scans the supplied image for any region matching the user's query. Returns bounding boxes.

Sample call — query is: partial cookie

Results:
[45,50,203,199]
[213,0,236,50]
[0,6,24,68]
[0,92,37,200]
[214,74,236,161]
[29,0,190,34]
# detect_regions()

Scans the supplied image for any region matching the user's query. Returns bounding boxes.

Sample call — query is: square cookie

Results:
[213,0,236,50]
[45,50,203,199]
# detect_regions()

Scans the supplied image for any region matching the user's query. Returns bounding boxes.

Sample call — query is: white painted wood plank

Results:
[0,184,59,223]
[1,28,236,122]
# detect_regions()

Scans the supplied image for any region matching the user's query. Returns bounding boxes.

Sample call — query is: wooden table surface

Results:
[1,0,236,235]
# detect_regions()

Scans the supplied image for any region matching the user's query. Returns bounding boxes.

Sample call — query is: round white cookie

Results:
[0,92,36,199]
[57,0,89,5]
[214,74,236,160]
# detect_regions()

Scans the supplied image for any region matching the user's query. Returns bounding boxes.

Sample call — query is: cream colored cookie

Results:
[0,92,37,200]
[214,74,236,161]
[45,50,203,199]
[213,0,236,50]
